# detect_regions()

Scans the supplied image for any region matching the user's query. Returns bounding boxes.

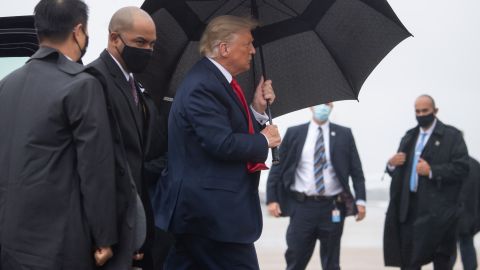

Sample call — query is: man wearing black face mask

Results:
[88,6,161,270]
[383,95,470,270]
[0,0,116,269]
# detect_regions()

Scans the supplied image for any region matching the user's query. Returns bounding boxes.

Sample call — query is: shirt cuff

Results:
[250,105,269,125]
[387,164,395,172]
[356,200,366,207]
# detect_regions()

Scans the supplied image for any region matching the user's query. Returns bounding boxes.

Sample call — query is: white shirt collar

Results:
[311,119,330,130]
[207,57,233,83]
[108,51,131,81]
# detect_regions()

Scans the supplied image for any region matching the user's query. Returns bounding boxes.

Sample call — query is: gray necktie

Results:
[314,127,327,194]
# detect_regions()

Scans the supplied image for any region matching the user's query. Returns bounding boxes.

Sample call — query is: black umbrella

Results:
[138,0,410,116]
[137,0,411,163]
[0,16,38,57]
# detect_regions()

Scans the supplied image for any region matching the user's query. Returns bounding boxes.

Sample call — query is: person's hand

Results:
[356,205,366,222]
[252,76,275,114]
[267,202,282,217]
[94,246,113,266]
[388,152,406,167]
[261,125,281,148]
[416,158,431,176]
[133,252,144,261]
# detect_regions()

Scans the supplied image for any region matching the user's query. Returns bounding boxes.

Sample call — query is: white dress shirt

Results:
[291,120,343,196]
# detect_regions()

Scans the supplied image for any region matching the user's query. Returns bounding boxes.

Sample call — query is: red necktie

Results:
[230,78,268,173]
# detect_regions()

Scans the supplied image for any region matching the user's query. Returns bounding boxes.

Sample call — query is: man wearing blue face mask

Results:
[266,102,366,270]
[88,6,163,270]
[384,95,469,270]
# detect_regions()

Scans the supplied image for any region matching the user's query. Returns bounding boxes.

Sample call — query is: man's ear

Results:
[109,31,118,43]
[72,23,83,40]
[434,108,439,115]
[219,42,229,57]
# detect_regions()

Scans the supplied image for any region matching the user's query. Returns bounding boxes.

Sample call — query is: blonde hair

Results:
[199,15,258,57]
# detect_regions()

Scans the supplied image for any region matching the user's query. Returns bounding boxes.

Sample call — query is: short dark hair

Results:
[34,0,89,42]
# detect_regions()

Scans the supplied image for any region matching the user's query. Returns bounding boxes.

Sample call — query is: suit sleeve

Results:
[143,93,167,161]
[348,129,366,201]
[430,130,469,184]
[64,76,117,247]
[184,86,268,162]
[386,135,409,177]
[266,128,292,204]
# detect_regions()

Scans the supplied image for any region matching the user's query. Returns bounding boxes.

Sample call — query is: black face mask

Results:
[118,35,153,73]
[416,113,435,128]
[74,28,89,59]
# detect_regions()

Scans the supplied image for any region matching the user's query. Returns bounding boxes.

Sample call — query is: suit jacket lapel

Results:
[421,120,445,161]
[329,123,336,161]
[201,58,248,122]
[294,124,309,168]
[101,51,144,147]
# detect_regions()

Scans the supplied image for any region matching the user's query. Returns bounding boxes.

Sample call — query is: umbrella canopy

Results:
[0,16,38,58]
[138,0,411,117]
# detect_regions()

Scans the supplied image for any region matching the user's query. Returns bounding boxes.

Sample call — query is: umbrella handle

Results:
[266,101,280,165]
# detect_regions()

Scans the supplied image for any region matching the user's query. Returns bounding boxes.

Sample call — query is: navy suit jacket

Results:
[158,58,269,244]
[266,122,366,216]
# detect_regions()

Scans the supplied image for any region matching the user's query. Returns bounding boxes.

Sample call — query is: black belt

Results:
[291,191,339,202]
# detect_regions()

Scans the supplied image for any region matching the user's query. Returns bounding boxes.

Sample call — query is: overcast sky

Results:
[1,0,479,189]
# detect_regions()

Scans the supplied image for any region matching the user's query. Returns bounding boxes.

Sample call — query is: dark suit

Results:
[266,122,366,270]
[159,58,268,269]
[454,157,480,270]
[89,50,159,270]
[383,120,469,269]
[0,47,116,270]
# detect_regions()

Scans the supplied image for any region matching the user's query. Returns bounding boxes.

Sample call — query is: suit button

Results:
[119,168,125,175]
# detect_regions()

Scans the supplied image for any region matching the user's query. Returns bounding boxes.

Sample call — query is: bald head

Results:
[415,94,436,110]
[415,94,437,115]
[108,6,153,33]
[107,6,156,72]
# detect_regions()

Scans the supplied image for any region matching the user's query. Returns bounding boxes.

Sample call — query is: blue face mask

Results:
[313,105,331,122]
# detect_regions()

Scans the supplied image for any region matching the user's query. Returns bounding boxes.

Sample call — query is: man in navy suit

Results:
[266,103,366,270]
[160,15,282,270]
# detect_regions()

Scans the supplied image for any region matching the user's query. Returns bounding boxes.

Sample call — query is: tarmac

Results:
[255,196,480,270]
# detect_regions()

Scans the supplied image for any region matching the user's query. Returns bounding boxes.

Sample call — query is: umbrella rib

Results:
[311,30,356,95]
[204,0,247,21]
[261,0,296,18]
[276,0,300,16]
[204,0,229,21]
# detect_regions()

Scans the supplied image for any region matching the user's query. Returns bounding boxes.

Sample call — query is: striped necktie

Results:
[314,127,327,194]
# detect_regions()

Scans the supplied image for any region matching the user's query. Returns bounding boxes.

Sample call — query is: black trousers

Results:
[285,197,345,270]
[165,234,259,270]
